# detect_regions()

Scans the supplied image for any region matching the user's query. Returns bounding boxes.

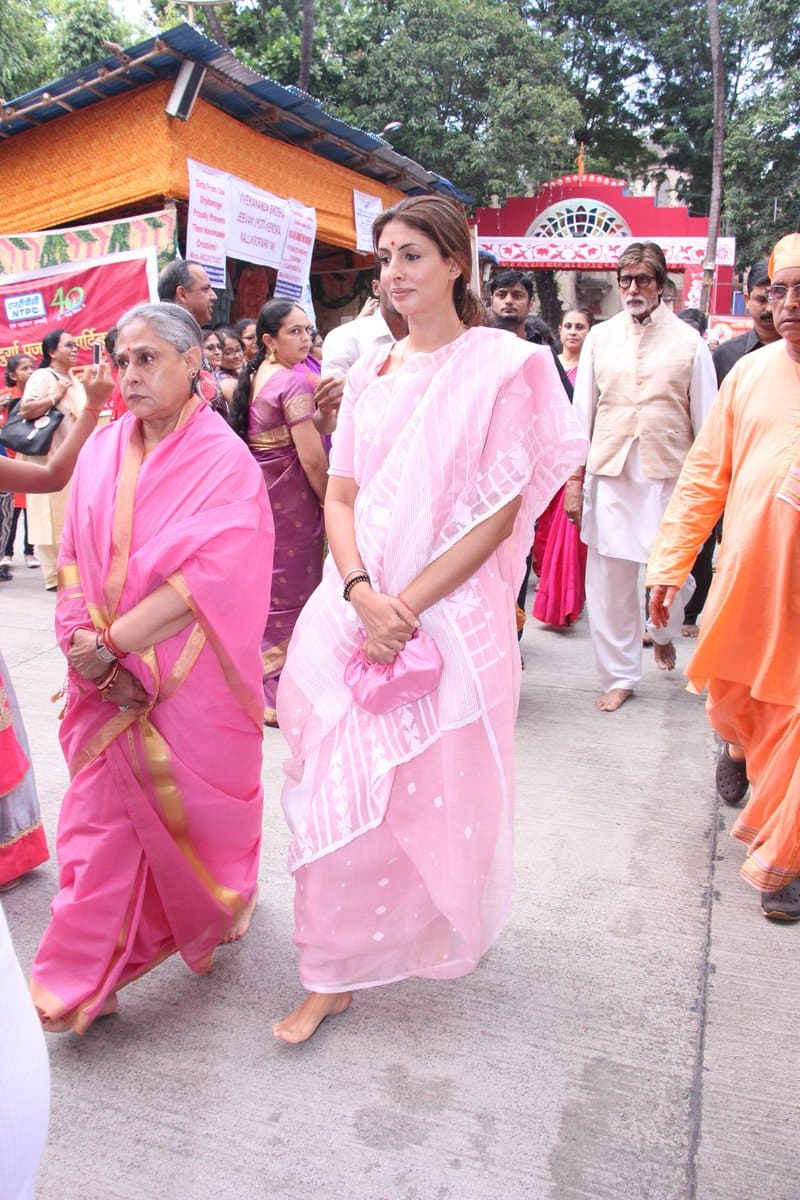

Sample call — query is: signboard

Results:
[708,316,753,346]
[186,159,228,286]
[0,249,158,372]
[226,178,289,270]
[353,190,383,254]
[274,201,317,302]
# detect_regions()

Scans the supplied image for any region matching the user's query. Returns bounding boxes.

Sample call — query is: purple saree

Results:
[248,367,324,723]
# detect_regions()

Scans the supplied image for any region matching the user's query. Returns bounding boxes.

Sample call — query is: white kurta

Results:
[574,339,717,562]
[572,307,717,690]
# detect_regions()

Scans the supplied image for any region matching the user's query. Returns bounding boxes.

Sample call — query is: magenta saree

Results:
[31,400,273,1032]
[531,488,588,627]
[278,327,588,992]
[247,367,323,723]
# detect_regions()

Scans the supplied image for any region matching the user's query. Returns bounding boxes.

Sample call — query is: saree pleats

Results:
[707,680,800,892]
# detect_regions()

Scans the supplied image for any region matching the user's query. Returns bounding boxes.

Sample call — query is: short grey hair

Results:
[115,302,203,353]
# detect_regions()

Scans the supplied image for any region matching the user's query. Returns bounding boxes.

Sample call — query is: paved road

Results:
[2,560,798,1200]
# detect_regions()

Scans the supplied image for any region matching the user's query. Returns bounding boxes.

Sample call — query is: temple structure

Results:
[475,173,735,318]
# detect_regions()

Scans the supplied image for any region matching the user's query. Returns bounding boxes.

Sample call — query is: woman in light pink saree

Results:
[272,197,588,1042]
[30,304,272,1034]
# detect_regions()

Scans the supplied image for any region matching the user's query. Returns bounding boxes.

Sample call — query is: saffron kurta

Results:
[31,400,272,1031]
[646,339,800,889]
[277,327,588,991]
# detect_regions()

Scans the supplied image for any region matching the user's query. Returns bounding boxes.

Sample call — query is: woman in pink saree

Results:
[272,197,588,1042]
[232,300,328,726]
[30,303,272,1034]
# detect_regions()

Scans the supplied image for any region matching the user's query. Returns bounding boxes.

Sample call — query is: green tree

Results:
[0,0,56,98]
[524,0,654,176]
[722,76,800,265]
[49,0,134,76]
[186,0,581,203]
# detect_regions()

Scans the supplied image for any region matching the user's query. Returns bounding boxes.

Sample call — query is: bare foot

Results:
[596,688,633,712]
[0,877,21,893]
[272,991,352,1044]
[682,623,699,638]
[40,991,118,1034]
[727,742,746,762]
[222,887,259,945]
[653,640,676,671]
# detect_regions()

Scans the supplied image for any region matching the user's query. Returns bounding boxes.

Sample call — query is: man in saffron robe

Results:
[30,303,273,1031]
[647,233,800,920]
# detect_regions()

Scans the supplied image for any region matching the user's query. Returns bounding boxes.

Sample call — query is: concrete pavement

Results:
[2,559,798,1200]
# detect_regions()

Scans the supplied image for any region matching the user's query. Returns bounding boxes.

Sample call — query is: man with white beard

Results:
[564,241,717,711]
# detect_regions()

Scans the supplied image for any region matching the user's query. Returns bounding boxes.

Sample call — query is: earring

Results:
[267,346,278,364]
[189,368,198,379]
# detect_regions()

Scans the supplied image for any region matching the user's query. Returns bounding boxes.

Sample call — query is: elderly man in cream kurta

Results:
[565,241,717,711]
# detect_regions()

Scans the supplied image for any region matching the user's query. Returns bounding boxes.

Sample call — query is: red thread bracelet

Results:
[398,595,419,620]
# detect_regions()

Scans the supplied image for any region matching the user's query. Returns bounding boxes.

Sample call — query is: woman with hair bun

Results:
[272,195,587,1042]
[232,299,328,726]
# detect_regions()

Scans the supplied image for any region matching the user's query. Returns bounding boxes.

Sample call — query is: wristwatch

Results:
[95,632,116,664]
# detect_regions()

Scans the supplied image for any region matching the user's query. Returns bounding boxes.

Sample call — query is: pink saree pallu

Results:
[278,327,589,992]
[31,401,273,1033]
[532,484,588,627]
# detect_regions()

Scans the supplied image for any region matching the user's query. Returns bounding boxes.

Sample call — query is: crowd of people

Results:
[2,193,800,1191]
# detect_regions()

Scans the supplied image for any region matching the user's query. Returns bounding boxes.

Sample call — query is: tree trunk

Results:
[298,0,315,93]
[204,6,231,50]
[700,0,724,316]
[536,270,562,332]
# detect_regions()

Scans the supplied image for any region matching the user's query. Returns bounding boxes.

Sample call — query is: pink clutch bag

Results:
[344,630,443,715]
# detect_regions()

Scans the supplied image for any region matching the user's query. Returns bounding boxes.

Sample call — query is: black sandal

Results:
[715,743,749,805]
[761,878,800,921]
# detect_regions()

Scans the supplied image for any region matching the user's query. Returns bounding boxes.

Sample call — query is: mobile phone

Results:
[92,341,101,367]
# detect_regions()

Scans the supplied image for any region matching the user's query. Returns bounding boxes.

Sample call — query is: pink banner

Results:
[0,250,158,373]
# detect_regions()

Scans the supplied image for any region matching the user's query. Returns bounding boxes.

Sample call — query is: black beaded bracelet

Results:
[343,572,371,601]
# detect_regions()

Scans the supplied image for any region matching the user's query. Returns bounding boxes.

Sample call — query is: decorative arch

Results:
[526,199,631,238]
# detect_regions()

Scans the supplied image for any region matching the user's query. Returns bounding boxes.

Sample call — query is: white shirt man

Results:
[322,309,395,377]
[567,241,717,711]
[322,286,407,378]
